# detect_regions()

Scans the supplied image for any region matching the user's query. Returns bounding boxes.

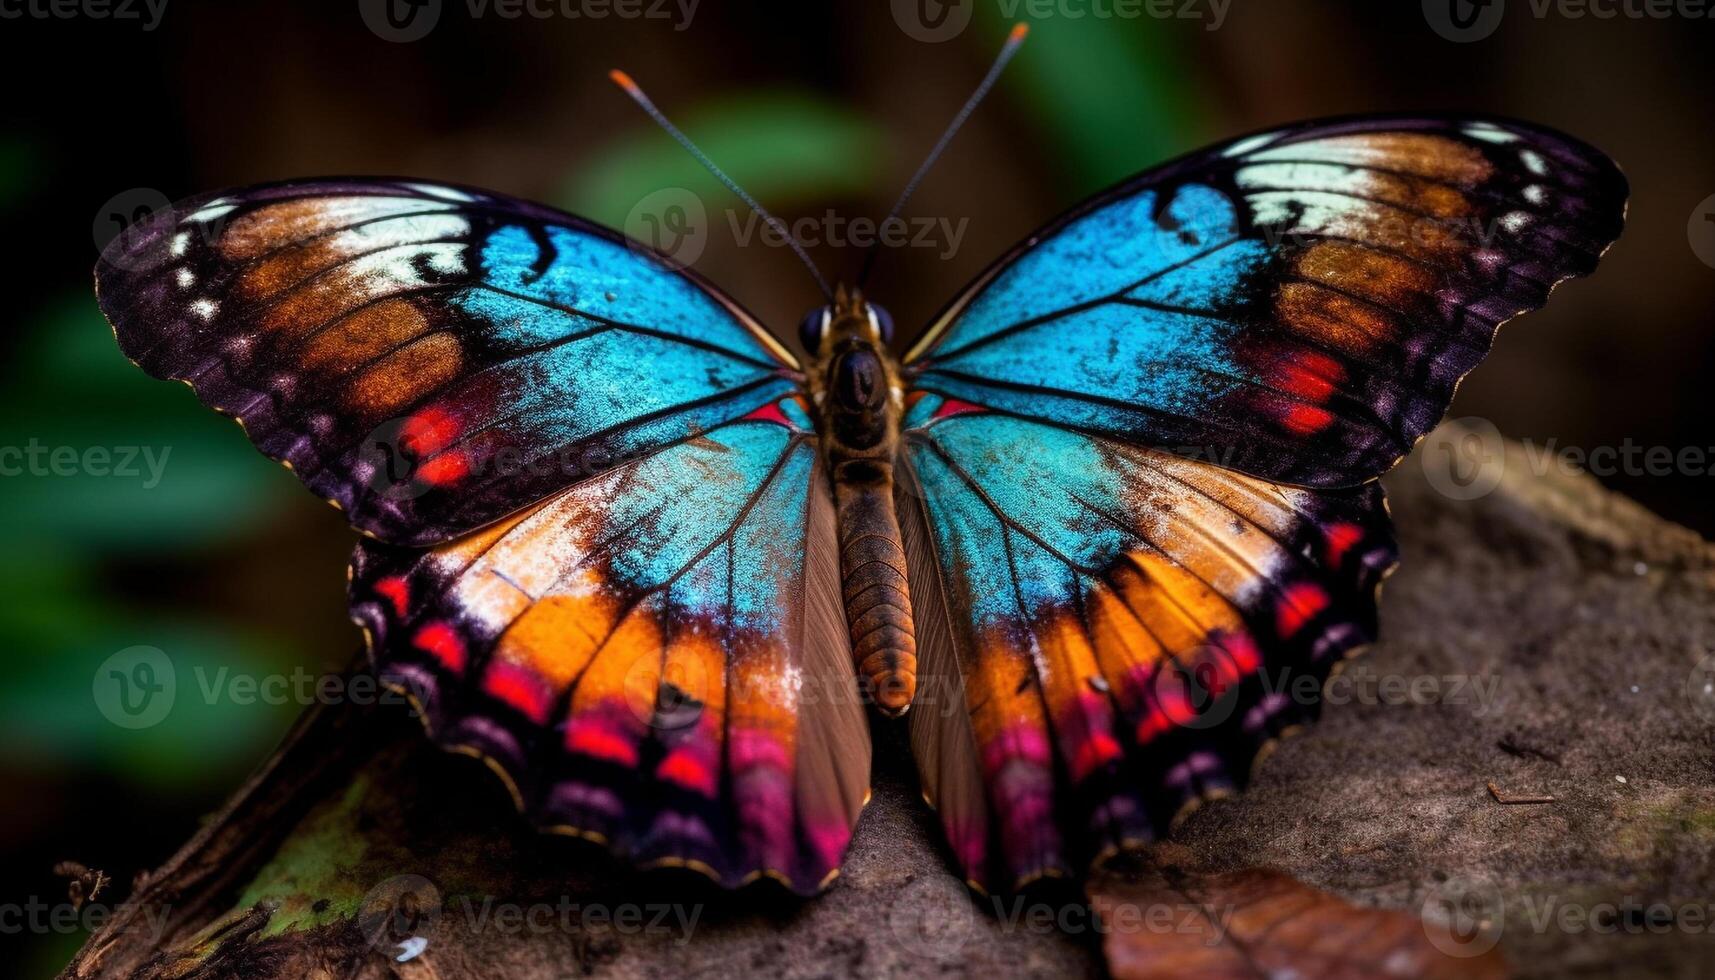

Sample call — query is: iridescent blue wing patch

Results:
[905,117,1627,487]
[95,179,799,545]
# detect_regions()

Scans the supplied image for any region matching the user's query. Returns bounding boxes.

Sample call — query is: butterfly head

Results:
[802,285,901,459]
[797,285,894,357]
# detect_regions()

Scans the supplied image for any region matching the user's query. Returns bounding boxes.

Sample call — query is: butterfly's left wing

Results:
[95,179,799,545]
[898,400,1396,893]
[905,117,1626,487]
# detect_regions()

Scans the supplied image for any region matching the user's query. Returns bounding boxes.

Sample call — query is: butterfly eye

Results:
[798,305,831,352]
[867,303,895,344]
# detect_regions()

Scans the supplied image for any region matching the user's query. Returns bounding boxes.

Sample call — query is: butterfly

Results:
[94,35,1625,897]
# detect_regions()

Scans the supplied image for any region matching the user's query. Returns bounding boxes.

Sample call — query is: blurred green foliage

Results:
[0,296,303,788]
[564,93,883,227]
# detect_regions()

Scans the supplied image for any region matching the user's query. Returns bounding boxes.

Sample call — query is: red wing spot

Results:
[742,401,792,427]
[412,622,466,674]
[1215,631,1262,675]
[482,662,553,725]
[1280,403,1334,436]
[932,397,987,419]
[564,717,639,767]
[401,407,461,457]
[417,451,470,486]
[1069,731,1122,782]
[1276,583,1331,638]
[1273,353,1344,402]
[375,576,410,617]
[658,749,718,797]
[1324,522,1365,570]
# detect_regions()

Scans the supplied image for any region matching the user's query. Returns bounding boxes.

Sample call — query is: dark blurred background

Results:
[0,0,1709,973]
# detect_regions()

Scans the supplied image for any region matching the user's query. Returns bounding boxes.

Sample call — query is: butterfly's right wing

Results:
[351,394,868,894]
[897,403,1395,893]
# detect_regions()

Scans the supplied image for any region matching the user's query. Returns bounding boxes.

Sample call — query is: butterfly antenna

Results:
[610,69,834,300]
[856,22,1030,288]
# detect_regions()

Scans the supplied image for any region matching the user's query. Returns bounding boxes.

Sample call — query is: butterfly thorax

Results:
[803,285,917,717]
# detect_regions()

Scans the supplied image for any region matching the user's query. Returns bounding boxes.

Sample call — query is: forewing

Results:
[96,179,798,545]
[899,396,1395,892]
[349,394,868,894]
[906,117,1626,487]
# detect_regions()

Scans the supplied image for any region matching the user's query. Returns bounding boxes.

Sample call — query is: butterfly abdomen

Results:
[833,474,917,716]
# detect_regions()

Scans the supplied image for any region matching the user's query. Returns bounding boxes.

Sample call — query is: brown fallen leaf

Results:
[1088,865,1507,980]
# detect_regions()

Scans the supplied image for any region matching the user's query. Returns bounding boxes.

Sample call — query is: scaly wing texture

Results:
[95,179,798,546]
[905,117,1626,487]
[900,397,1396,893]
[350,395,868,894]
